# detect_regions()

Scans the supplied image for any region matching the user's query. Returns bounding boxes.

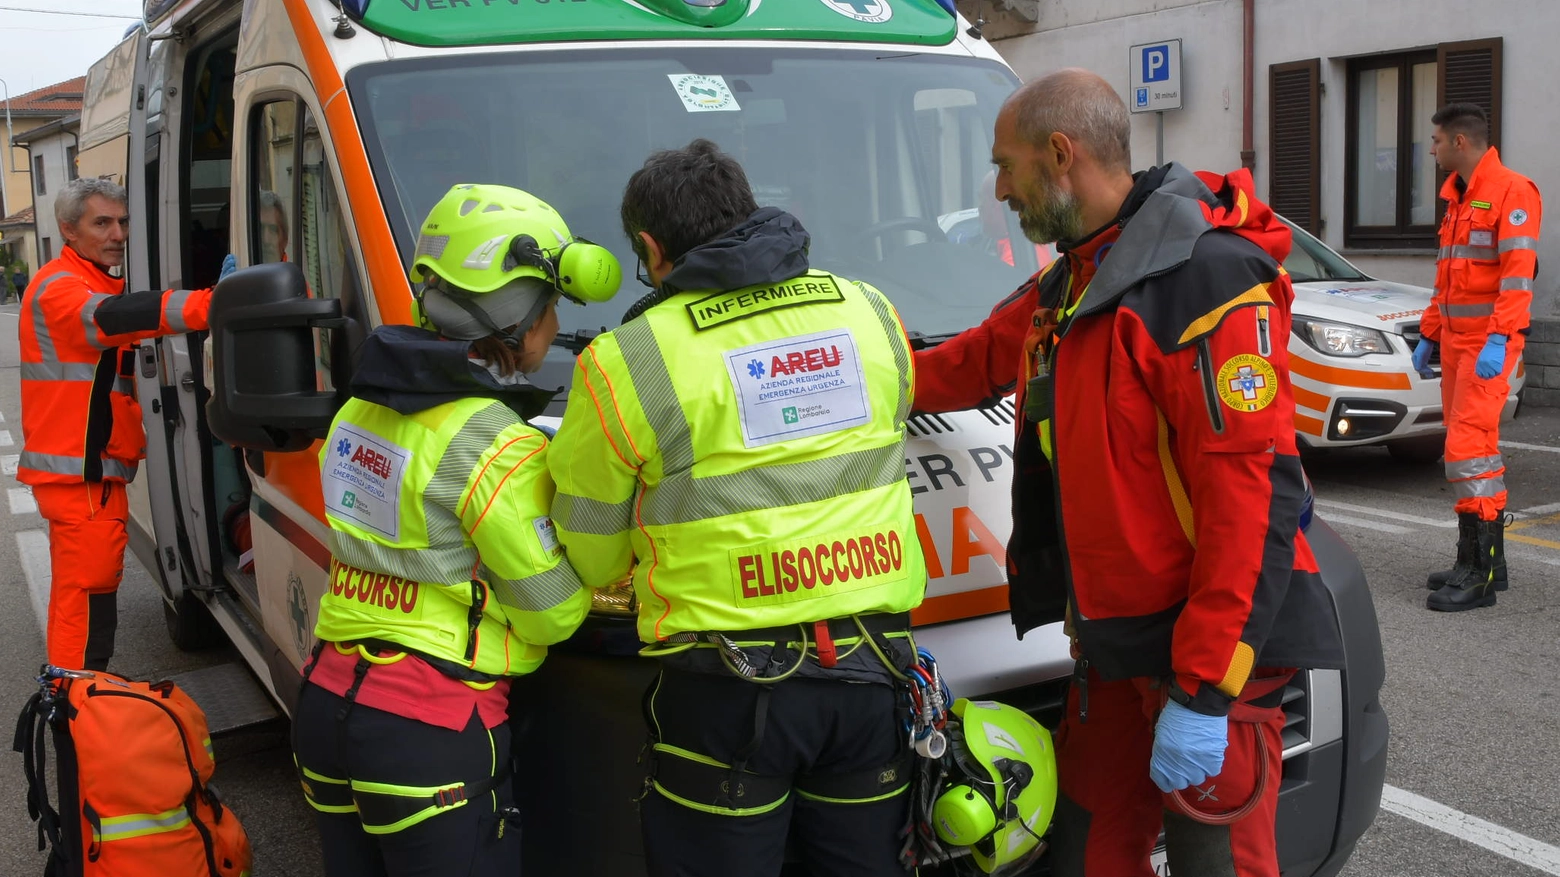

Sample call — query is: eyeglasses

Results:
[635,256,654,290]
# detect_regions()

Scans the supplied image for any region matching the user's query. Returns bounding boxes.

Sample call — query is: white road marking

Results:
[1314,498,1458,528]
[1382,784,1560,875]
[0,429,12,447]
[8,486,36,515]
[1,454,15,476]
[0,409,5,422]
[1315,513,1415,535]
[1514,502,1560,519]
[16,529,51,636]
[1501,440,1560,454]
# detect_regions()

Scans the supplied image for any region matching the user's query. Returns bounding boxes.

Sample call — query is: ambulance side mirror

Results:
[206,262,346,452]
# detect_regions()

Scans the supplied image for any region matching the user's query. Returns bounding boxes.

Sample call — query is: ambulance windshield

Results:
[349,48,1033,346]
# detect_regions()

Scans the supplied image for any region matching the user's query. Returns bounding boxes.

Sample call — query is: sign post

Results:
[1129,39,1183,166]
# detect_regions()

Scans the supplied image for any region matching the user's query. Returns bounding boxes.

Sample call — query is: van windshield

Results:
[348,48,1032,361]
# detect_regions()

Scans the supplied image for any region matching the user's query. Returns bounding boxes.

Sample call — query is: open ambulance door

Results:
[80,31,202,621]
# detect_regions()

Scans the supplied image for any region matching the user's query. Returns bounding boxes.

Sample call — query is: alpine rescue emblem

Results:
[1215,354,1279,413]
[818,0,893,23]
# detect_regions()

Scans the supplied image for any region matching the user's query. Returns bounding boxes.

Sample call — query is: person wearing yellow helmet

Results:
[290,183,620,877]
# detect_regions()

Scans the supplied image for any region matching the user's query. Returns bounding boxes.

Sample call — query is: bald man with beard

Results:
[912,69,1345,877]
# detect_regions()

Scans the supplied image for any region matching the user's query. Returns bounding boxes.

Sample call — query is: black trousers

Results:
[641,667,910,877]
[292,683,519,877]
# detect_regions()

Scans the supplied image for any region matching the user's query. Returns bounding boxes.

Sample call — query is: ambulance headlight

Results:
[1294,319,1392,357]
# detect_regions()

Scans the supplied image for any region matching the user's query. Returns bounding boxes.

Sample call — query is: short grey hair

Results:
[56,177,128,227]
[1008,69,1133,174]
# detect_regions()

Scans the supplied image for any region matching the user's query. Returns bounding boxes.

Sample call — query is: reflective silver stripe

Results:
[329,529,478,585]
[25,271,74,362]
[640,443,905,527]
[1443,302,1496,318]
[855,281,912,427]
[489,561,585,613]
[115,376,136,395]
[616,319,695,474]
[19,450,83,477]
[97,806,191,841]
[163,288,193,333]
[20,448,136,480]
[426,402,521,548]
[79,292,114,350]
[19,360,96,382]
[1500,276,1534,292]
[551,492,634,537]
[1499,236,1538,254]
[1449,245,1497,261]
[1445,455,1503,481]
[1437,246,1453,260]
[1453,476,1506,499]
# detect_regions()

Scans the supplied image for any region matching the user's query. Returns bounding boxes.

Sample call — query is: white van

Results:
[80,1,1388,872]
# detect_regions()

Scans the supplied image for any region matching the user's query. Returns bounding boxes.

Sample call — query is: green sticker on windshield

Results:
[668,74,741,113]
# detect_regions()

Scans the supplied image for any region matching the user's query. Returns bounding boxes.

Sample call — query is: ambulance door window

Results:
[250,99,298,266]
[298,104,353,392]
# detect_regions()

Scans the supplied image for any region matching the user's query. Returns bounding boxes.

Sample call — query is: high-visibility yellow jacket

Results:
[549,240,925,643]
[316,327,590,677]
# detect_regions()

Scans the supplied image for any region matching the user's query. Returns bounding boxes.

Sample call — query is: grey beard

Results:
[1019,188,1085,245]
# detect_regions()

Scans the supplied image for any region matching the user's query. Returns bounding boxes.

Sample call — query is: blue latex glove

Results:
[1411,337,1437,380]
[218,253,238,281]
[1149,699,1228,793]
[1475,334,1508,379]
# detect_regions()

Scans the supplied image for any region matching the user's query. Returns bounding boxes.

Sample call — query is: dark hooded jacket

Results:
[350,324,555,420]
[916,165,1344,716]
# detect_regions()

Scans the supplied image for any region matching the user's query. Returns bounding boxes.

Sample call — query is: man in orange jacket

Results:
[913,69,1343,876]
[18,178,214,670]
[1413,103,1541,611]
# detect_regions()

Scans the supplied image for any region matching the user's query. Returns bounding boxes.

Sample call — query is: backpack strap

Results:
[13,687,64,854]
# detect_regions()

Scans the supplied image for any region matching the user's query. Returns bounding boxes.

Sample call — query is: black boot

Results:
[1427,512,1480,590]
[1427,519,1499,611]
[1492,510,1510,592]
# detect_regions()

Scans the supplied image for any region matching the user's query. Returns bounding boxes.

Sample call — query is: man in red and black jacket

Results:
[916,69,1344,876]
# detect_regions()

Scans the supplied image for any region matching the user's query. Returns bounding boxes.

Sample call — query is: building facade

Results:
[959,0,1555,316]
[13,114,82,271]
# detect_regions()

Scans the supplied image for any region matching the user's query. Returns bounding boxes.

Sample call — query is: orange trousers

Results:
[1439,332,1524,521]
[33,481,128,671]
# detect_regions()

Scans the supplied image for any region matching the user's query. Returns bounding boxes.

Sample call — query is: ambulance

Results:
[79,1,1388,872]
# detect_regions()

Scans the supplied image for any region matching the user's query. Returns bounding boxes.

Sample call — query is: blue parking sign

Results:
[1142,45,1171,82]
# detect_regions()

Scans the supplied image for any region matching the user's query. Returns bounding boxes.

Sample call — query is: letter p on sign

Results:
[1143,45,1170,82]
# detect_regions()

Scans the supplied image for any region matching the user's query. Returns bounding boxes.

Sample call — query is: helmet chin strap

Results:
[438,286,525,350]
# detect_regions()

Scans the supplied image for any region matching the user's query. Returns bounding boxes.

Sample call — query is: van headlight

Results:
[1293,319,1392,357]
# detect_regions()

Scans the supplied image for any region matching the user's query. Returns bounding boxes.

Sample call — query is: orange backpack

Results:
[14,669,252,877]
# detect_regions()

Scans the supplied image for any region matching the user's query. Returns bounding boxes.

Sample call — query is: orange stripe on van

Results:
[282,0,413,326]
[1291,385,1330,413]
[1294,413,1326,436]
[910,586,1010,626]
[1289,356,1412,391]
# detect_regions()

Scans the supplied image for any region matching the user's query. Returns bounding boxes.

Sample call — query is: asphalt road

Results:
[1,297,1557,876]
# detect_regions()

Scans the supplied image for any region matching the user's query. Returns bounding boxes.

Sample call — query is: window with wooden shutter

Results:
[1269,59,1320,235]
[1437,38,1502,150]
[1345,50,1439,248]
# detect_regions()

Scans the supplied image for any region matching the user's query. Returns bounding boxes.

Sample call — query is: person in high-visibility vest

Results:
[291,184,621,877]
[547,139,926,877]
[16,177,216,671]
[1414,102,1542,611]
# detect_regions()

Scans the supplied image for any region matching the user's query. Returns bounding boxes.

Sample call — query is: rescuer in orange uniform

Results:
[1414,103,1541,612]
[17,178,215,670]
